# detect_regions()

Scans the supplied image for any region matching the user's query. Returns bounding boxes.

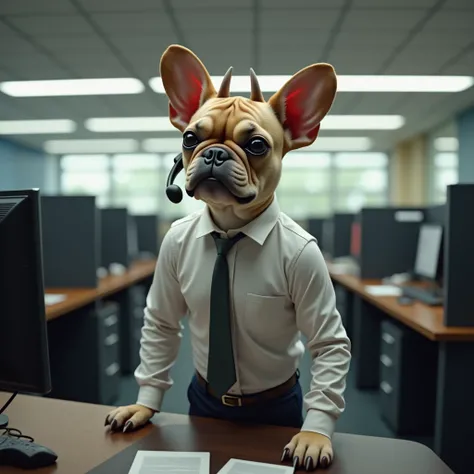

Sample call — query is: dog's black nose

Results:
[202,147,230,166]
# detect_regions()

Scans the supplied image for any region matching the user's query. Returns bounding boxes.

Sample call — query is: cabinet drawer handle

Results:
[382,332,395,344]
[380,354,393,367]
[105,333,119,346]
[104,314,118,327]
[105,362,120,377]
[380,381,393,394]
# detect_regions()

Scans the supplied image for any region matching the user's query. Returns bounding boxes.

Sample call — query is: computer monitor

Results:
[414,223,444,281]
[0,189,52,427]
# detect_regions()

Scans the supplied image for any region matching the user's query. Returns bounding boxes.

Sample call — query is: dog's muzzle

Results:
[186,146,255,204]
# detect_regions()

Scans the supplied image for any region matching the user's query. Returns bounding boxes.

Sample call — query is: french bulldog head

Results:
[160,45,337,220]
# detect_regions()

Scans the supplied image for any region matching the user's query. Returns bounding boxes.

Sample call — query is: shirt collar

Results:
[195,196,280,246]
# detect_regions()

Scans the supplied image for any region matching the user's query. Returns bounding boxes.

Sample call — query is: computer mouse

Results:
[398,296,414,306]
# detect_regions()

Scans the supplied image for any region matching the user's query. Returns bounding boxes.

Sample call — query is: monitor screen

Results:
[0,189,51,394]
[414,224,443,280]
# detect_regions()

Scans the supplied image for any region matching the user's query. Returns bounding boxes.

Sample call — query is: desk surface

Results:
[45,259,156,321]
[329,268,474,342]
[0,394,453,474]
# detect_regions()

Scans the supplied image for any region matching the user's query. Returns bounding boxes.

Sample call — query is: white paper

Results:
[365,285,402,297]
[218,458,294,474]
[44,294,67,306]
[128,451,210,474]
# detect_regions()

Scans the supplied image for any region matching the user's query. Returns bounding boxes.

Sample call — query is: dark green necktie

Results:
[207,231,246,397]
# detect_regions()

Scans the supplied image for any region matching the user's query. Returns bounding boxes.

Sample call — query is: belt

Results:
[195,371,298,407]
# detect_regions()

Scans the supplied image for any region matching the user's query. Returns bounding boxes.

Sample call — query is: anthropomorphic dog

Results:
[105,45,351,471]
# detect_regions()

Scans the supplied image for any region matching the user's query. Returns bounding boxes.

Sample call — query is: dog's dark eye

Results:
[183,131,199,149]
[245,137,269,156]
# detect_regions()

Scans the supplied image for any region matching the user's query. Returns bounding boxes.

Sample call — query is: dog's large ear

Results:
[160,45,217,131]
[268,64,337,151]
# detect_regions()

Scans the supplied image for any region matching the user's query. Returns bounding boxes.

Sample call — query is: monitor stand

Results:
[0,414,8,429]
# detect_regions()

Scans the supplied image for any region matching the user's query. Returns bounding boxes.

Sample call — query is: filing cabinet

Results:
[47,301,121,405]
[108,285,147,375]
[378,320,437,435]
[335,284,353,342]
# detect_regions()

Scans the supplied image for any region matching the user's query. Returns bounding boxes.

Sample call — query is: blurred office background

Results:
[1,0,474,471]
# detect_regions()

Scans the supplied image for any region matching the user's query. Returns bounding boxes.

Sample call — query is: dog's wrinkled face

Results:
[160,45,337,215]
[182,96,285,208]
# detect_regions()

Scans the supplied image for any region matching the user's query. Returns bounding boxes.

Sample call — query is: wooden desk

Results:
[45,259,156,321]
[0,394,453,474]
[329,269,474,341]
[328,266,474,474]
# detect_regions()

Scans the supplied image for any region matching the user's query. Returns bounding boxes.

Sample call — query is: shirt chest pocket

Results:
[243,293,296,344]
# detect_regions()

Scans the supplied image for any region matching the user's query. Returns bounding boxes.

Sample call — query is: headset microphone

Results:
[165,153,184,203]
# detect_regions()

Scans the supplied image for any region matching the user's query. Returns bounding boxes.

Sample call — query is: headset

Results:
[165,153,184,204]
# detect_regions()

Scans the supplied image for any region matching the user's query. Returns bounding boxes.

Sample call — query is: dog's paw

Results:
[281,431,333,471]
[104,405,154,433]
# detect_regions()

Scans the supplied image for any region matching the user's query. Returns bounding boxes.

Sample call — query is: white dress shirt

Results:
[135,197,351,438]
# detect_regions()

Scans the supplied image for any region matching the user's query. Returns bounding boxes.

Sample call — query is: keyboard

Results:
[0,435,57,469]
[402,286,443,306]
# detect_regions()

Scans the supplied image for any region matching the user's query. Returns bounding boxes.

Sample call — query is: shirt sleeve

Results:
[288,240,352,439]
[135,227,188,412]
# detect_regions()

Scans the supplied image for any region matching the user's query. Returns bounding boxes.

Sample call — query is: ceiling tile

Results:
[353,0,436,6]
[261,30,331,50]
[349,93,407,114]
[260,52,329,75]
[173,0,253,7]
[0,0,75,14]
[342,9,427,29]
[176,9,253,30]
[442,50,474,75]
[91,12,174,34]
[34,36,109,53]
[8,15,96,37]
[0,37,38,54]
[261,9,340,29]
[410,31,474,48]
[78,0,165,12]
[332,29,407,49]
[425,9,474,29]
[443,0,474,9]
[383,49,458,74]
[261,0,345,7]
[329,51,389,74]
[53,52,131,77]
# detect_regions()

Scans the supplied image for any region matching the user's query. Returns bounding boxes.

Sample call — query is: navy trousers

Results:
[187,374,304,428]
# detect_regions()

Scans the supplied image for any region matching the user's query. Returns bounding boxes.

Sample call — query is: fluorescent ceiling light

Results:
[86,115,403,132]
[143,138,182,153]
[0,78,144,97]
[150,75,473,93]
[85,117,174,132]
[323,115,404,130]
[143,137,372,153]
[44,139,139,154]
[0,119,76,134]
[434,136,459,152]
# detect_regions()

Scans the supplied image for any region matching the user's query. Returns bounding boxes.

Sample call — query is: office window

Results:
[111,154,162,214]
[59,151,389,220]
[333,153,389,212]
[429,122,459,204]
[60,155,111,207]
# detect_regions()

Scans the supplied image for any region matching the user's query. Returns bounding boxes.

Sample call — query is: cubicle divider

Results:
[307,217,325,245]
[322,213,354,258]
[41,195,100,288]
[444,183,474,327]
[134,214,161,258]
[100,207,135,269]
[358,207,425,279]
